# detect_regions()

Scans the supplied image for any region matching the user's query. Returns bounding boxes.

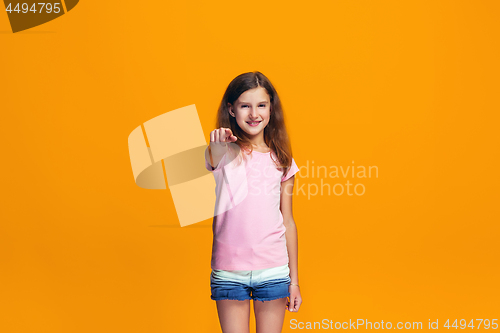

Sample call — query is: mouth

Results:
[246,121,262,127]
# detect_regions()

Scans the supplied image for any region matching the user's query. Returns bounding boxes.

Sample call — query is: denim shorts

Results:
[210,264,291,302]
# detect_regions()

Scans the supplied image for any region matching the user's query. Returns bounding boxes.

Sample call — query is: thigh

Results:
[216,299,251,333]
[211,270,252,333]
[250,265,291,333]
[254,297,288,333]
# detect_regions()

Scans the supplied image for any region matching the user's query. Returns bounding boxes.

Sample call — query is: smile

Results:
[246,121,261,127]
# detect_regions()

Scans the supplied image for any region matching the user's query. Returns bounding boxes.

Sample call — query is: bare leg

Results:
[216,299,251,333]
[254,297,287,333]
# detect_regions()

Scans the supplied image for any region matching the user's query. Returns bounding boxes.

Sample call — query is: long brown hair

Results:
[215,71,293,178]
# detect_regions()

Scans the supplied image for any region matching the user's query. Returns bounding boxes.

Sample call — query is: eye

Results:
[259,104,266,107]
[241,105,249,108]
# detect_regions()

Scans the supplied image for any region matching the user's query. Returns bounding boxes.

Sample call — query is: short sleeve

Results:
[281,158,299,182]
[205,149,227,172]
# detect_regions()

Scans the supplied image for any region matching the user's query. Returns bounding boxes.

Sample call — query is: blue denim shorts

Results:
[210,264,291,302]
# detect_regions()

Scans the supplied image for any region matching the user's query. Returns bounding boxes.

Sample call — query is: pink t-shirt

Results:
[205,148,299,271]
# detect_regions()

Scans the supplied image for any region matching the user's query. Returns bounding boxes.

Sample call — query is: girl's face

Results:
[229,87,271,140]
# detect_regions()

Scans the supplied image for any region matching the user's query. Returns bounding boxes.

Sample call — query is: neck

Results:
[246,132,267,148]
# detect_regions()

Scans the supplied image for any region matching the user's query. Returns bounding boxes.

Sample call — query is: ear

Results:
[228,103,235,117]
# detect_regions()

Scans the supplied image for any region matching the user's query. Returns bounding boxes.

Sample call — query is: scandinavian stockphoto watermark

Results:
[292,160,379,199]
[289,318,499,330]
[246,160,379,199]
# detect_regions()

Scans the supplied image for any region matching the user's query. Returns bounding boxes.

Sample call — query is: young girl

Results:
[205,71,302,333]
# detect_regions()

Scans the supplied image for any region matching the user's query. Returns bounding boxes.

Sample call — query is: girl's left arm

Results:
[281,175,302,312]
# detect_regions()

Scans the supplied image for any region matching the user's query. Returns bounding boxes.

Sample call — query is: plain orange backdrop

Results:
[1,1,499,332]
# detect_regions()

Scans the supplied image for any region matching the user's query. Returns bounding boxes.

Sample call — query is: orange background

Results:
[1,1,498,332]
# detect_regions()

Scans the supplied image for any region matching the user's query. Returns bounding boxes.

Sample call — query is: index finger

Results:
[224,128,233,137]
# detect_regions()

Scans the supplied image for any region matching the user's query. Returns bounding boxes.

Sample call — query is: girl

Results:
[205,71,302,333]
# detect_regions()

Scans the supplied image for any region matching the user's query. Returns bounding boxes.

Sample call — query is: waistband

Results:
[211,263,290,282]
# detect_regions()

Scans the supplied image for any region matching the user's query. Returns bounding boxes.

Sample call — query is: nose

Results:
[250,106,259,119]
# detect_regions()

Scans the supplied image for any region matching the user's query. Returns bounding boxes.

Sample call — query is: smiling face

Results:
[229,87,271,141]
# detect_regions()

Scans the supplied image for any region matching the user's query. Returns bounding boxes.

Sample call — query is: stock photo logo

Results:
[3,0,78,33]
[294,160,379,199]
[127,105,246,228]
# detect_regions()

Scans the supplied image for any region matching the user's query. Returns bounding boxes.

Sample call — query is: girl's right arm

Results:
[205,127,237,169]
